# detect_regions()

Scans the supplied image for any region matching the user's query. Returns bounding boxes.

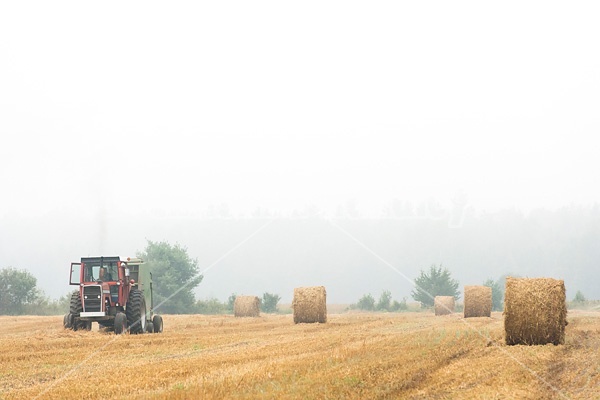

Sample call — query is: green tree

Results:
[376,290,392,311]
[356,294,375,311]
[573,290,586,303]
[483,278,504,311]
[137,240,203,314]
[390,297,408,312]
[227,293,237,313]
[261,292,281,313]
[411,265,460,308]
[0,267,39,315]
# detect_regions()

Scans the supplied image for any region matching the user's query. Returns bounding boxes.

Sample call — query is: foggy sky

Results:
[1,2,599,303]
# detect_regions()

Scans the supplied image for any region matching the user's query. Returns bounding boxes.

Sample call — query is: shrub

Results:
[356,294,375,311]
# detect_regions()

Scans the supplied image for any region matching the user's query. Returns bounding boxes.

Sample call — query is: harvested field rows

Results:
[0,311,599,399]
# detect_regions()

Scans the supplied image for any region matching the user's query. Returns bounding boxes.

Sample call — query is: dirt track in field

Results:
[0,311,599,399]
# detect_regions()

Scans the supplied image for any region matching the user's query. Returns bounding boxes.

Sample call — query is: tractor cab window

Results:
[69,263,81,285]
[84,263,117,282]
[100,264,117,281]
[84,265,100,282]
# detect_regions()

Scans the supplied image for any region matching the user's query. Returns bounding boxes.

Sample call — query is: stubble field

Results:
[0,310,599,399]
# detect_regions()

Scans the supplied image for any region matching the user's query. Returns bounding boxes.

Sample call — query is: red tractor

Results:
[63,256,163,334]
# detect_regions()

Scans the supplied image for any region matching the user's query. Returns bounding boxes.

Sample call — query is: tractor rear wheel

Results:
[126,289,146,334]
[114,312,127,334]
[152,314,163,333]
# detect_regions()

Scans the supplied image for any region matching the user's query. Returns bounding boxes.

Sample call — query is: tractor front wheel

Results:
[63,313,73,329]
[152,314,163,333]
[114,312,127,335]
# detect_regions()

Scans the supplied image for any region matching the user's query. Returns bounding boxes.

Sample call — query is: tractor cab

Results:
[71,256,124,284]
[69,256,130,317]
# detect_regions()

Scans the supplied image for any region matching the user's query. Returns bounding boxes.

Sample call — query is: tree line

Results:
[0,240,283,316]
[2,240,596,315]
[351,264,595,312]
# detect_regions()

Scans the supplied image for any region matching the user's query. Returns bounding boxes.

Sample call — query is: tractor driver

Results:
[99,266,113,281]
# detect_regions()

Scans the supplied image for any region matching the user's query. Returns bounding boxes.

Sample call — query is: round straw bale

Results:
[233,296,260,317]
[504,277,567,345]
[292,286,327,324]
[463,285,492,318]
[434,296,455,315]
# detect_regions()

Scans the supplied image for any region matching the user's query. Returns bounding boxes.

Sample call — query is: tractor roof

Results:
[81,256,121,264]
